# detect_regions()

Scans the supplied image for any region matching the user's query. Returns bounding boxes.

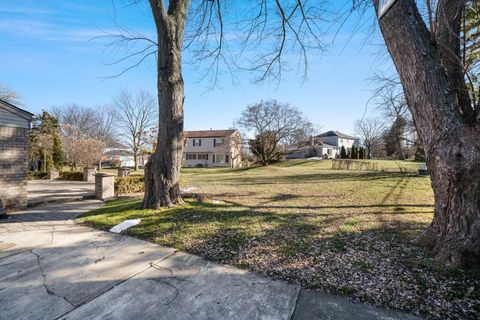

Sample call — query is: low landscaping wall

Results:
[331,159,379,171]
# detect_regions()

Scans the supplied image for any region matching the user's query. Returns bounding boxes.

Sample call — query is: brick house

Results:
[0,99,33,211]
[183,129,243,168]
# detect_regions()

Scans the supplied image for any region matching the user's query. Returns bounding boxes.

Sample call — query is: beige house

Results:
[183,129,243,168]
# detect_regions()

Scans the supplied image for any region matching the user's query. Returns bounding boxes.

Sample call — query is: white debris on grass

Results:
[109,219,141,234]
[307,157,323,161]
[181,187,198,193]
[212,200,222,204]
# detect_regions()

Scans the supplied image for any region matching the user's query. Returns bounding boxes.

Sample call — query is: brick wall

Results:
[0,126,29,211]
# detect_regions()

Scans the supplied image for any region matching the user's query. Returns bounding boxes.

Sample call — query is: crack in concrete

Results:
[54,250,178,320]
[289,287,302,320]
[149,261,173,275]
[48,226,56,245]
[31,250,75,308]
[147,278,180,305]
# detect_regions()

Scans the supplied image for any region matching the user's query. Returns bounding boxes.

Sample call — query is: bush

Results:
[115,176,144,195]
[340,146,348,159]
[59,171,84,181]
[28,171,48,180]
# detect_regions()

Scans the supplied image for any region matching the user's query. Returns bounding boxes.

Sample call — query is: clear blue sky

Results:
[0,0,392,135]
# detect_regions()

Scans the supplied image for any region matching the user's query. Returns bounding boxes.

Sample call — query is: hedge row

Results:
[59,171,84,181]
[28,171,48,180]
[115,176,145,195]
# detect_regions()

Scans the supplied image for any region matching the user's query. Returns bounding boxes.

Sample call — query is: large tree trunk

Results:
[142,1,188,209]
[376,0,480,267]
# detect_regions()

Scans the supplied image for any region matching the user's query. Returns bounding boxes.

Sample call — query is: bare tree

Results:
[216,130,244,168]
[52,104,118,146]
[0,83,21,105]
[374,0,480,267]
[52,104,119,169]
[370,72,410,159]
[238,100,314,165]
[114,89,157,170]
[135,1,325,208]
[354,117,385,159]
[62,124,106,168]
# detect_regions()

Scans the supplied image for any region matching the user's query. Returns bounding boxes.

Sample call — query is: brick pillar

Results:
[95,173,115,200]
[83,167,96,182]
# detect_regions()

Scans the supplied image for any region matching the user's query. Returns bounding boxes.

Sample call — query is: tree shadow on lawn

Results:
[218,171,427,186]
[81,198,432,261]
[175,215,479,319]
[77,196,479,318]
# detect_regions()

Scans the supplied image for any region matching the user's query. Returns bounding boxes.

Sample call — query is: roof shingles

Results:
[317,130,357,140]
[184,129,237,138]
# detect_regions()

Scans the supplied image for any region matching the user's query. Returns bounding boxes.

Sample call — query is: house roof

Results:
[184,129,237,138]
[0,99,34,121]
[317,130,357,140]
[320,142,338,149]
[104,149,134,157]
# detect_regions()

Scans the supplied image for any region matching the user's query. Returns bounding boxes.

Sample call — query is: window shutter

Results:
[193,139,196,147]
[199,139,202,146]
[212,155,215,163]
[213,138,216,146]
[226,154,229,163]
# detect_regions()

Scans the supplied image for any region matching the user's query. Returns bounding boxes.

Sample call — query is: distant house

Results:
[183,129,243,167]
[287,130,358,159]
[0,100,33,211]
[316,131,358,154]
[103,148,149,168]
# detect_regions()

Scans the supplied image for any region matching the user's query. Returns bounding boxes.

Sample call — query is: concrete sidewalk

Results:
[0,201,418,320]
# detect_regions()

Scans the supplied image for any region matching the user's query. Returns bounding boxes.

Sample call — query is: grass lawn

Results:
[78,160,479,319]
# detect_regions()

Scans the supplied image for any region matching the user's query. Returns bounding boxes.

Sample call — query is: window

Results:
[214,154,227,163]
[192,139,196,147]
[214,138,223,147]
[198,139,202,146]
[186,153,196,160]
[225,154,229,163]
[197,154,208,160]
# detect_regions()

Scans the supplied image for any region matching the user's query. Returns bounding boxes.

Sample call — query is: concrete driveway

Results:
[0,201,418,320]
[27,180,95,207]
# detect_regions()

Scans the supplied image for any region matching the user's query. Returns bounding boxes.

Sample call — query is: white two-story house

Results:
[316,131,358,156]
[286,130,358,159]
[183,129,243,168]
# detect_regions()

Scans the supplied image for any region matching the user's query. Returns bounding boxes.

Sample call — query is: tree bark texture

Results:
[376,0,480,267]
[142,1,189,209]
